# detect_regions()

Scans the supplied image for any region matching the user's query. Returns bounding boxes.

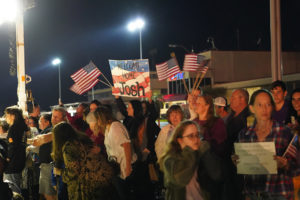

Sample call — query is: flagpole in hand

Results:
[282,134,298,158]
[195,72,205,90]
[192,72,201,91]
[193,60,210,91]
[181,78,189,93]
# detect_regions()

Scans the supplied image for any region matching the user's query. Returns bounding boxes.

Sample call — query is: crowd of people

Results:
[0,80,299,200]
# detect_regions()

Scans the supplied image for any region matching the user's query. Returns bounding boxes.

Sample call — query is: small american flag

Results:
[156,57,181,81]
[199,66,209,73]
[183,54,206,72]
[283,134,298,159]
[71,61,101,89]
[70,79,99,95]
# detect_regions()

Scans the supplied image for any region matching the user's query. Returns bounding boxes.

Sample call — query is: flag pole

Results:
[195,73,205,91]
[193,60,210,91]
[192,72,201,91]
[282,134,297,157]
[100,73,113,87]
[92,87,95,100]
[98,79,112,88]
[181,78,189,93]
[90,60,113,87]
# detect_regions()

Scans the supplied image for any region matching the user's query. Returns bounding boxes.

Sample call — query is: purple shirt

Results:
[272,100,290,124]
[194,118,227,157]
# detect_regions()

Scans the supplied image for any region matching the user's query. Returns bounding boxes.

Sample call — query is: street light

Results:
[52,58,62,103]
[127,18,145,59]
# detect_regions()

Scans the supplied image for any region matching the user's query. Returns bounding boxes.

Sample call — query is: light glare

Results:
[0,0,19,25]
[127,18,145,32]
[52,58,61,66]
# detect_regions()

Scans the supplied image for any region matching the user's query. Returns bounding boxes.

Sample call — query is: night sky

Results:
[0,0,299,112]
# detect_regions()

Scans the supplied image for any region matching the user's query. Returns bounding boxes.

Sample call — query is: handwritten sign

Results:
[109,59,151,97]
[234,142,277,175]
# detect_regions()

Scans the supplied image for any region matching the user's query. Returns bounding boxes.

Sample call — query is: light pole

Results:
[127,18,145,59]
[52,58,62,103]
[0,0,27,112]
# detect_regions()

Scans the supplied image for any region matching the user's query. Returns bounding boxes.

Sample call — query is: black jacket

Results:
[5,122,28,174]
[116,97,160,160]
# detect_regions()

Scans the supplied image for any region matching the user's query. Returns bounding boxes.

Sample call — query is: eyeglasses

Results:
[181,132,202,140]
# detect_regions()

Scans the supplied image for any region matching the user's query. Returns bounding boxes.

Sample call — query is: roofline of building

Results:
[213,73,300,89]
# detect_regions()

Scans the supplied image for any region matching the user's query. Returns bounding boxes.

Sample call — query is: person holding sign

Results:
[232,89,296,200]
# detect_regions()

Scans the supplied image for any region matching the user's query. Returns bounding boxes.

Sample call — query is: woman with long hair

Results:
[193,94,227,200]
[51,122,115,200]
[232,89,296,200]
[290,88,300,127]
[115,96,160,199]
[4,106,28,190]
[85,111,106,156]
[194,94,227,157]
[115,96,160,161]
[159,120,220,200]
[93,106,136,200]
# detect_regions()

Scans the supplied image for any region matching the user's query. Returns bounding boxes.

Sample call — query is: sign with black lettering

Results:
[109,59,151,97]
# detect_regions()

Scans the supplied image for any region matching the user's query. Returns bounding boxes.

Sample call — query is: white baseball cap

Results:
[214,97,227,107]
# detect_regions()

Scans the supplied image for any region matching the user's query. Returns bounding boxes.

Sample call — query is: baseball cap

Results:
[214,97,227,107]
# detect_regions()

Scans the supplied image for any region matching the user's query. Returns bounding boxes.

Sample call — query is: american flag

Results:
[183,54,206,72]
[156,57,181,81]
[70,79,99,95]
[283,134,298,159]
[70,61,101,89]
[199,66,209,73]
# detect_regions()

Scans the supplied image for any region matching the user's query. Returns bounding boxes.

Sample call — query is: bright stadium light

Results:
[52,58,61,66]
[127,18,145,59]
[0,0,19,25]
[127,18,145,32]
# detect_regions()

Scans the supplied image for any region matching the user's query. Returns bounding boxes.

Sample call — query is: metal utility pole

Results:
[270,0,282,81]
[16,1,26,112]
[139,28,143,59]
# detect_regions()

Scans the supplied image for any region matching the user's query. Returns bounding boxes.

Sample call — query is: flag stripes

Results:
[183,54,206,72]
[156,57,181,81]
[70,61,101,95]
[283,134,298,159]
[70,79,99,95]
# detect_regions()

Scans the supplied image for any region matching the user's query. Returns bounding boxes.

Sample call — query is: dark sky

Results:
[0,0,299,112]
